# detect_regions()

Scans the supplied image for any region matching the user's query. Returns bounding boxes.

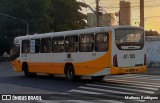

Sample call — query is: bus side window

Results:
[95,32,109,52]
[52,37,64,53]
[79,34,94,52]
[35,39,40,53]
[65,35,78,52]
[40,38,52,53]
[22,40,30,53]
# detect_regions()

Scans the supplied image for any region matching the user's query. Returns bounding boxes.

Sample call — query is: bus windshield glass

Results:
[115,28,144,50]
[10,42,20,61]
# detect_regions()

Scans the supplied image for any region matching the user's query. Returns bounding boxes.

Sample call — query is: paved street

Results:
[0,62,160,103]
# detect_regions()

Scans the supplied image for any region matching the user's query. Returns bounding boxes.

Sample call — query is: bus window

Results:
[30,40,35,53]
[40,38,52,53]
[65,35,78,52]
[30,39,40,53]
[52,37,64,53]
[115,28,144,50]
[22,40,30,53]
[79,34,94,52]
[35,39,40,53]
[95,33,109,52]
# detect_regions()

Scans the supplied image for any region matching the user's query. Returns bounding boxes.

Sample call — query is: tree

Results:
[0,0,53,35]
[0,0,53,55]
[0,0,87,34]
[0,0,87,55]
[50,0,87,31]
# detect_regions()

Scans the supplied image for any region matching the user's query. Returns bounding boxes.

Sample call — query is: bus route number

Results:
[123,54,135,59]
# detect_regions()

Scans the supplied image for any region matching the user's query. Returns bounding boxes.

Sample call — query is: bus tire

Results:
[23,63,36,77]
[91,76,105,81]
[23,65,30,77]
[65,65,75,81]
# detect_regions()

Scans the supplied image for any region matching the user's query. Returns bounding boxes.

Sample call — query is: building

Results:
[119,0,131,25]
[87,13,115,27]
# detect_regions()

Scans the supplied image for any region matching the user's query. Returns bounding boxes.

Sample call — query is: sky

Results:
[80,0,160,33]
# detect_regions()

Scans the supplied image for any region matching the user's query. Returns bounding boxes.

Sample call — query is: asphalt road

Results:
[0,62,160,103]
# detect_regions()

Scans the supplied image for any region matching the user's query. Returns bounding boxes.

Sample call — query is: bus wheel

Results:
[24,69,37,77]
[91,76,105,81]
[23,64,36,77]
[65,65,75,81]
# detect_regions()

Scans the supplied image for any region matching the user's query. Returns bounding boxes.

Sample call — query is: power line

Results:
[103,4,160,9]
[99,1,119,25]
[86,0,160,9]
[82,0,96,14]
[82,0,117,27]
[130,0,157,4]
[146,16,160,19]
[88,2,95,5]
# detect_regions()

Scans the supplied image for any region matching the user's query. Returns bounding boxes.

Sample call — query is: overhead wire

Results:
[99,0,119,25]
[81,0,160,29]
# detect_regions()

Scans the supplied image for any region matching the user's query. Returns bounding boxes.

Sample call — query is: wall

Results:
[146,40,160,67]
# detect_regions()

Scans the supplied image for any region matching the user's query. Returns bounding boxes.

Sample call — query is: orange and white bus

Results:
[11,26,147,81]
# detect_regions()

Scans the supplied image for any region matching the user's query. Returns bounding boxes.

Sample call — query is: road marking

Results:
[79,86,134,94]
[133,100,146,102]
[37,100,59,103]
[94,82,158,90]
[67,100,97,103]
[114,74,160,78]
[97,100,125,103]
[38,100,125,103]
[69,89,103,94]
[129,74,160,77]
[113,74,160,81]
[104,79,160,88]
[86,84,154,94]
[103,79,160,88]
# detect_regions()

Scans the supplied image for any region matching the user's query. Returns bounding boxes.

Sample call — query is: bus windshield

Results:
[115,28,144,50]
[10,43,20,61]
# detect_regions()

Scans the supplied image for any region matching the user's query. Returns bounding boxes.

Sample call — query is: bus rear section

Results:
[111,27,147,74]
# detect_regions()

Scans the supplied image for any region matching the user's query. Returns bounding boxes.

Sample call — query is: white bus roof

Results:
[14,26,143,41]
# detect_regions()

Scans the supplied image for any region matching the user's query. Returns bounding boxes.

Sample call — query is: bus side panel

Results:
[74,52,111,76]
[27,32,112,76]
[74,31,112,76]
[28,62,64,74]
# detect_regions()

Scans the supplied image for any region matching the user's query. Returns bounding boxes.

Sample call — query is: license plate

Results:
[128,69,135,72]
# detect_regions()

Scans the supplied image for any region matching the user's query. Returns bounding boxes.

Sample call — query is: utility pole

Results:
[96,0,100,27]
[140,0,144,28]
